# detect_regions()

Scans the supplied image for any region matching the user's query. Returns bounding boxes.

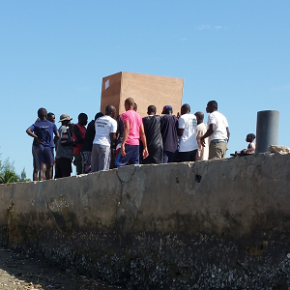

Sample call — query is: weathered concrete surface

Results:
[1,153,290,289]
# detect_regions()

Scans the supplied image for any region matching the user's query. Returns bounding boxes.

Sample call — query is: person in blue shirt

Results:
[26,108,59,181]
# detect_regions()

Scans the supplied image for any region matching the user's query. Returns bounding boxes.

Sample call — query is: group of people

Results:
[26,99,235,181]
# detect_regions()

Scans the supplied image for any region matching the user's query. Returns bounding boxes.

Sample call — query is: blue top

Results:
[30,120,58,148]
[161,115,179,153]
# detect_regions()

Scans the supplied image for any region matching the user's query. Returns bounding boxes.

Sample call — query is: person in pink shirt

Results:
[116,98,149,167]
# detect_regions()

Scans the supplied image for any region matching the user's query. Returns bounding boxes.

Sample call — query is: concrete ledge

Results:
[1,154,290,289]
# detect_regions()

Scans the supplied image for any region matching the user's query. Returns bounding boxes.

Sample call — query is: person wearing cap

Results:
[161,105,179,163]
[26,108,59,181]
[55,114,76,178]
[177,104,199,162]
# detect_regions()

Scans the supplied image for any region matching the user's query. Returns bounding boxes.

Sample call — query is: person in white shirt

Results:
[200,101,230,159]
[177,104,199,162]
[194,111,209,161]
[91,105,117,172]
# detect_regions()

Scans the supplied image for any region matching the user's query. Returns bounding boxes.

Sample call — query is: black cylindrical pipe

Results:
[256,110,279,154]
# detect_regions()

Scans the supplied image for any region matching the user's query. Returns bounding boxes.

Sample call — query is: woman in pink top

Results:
[116,98,149,167]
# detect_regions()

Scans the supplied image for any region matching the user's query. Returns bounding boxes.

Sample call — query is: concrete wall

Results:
[1,153,290,289]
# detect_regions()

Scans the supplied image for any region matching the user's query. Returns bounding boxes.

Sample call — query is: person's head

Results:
[78,113,88,126]
[59,114,73,126]
[38,108,47,120]
[133,102,137,111]
[161,105,173,115]
[181,104,191,115]
[206,100,218,113]
[147,105,157,115]
[124,98,135,111]
[194,111,204,125]
[105,105,116,118]
[246,133,255,142]
[95,112,104,120]
[47,112,55,123]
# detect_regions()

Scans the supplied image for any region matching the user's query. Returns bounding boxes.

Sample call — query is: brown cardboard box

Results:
[100,72,184,117]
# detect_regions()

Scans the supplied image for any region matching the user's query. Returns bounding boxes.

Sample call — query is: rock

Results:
[269,145,290,154]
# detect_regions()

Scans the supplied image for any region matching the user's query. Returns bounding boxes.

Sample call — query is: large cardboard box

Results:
[100,72,184,117]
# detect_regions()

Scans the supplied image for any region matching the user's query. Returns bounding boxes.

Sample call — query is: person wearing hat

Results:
[160,105,179,163]
[55,114,76,179]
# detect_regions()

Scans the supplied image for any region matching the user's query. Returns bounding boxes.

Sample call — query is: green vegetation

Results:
[0,155,30,184]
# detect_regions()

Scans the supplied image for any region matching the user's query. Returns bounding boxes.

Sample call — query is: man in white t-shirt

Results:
[200,101,230,160]
[177,104,198,162]
[91,105,117,172]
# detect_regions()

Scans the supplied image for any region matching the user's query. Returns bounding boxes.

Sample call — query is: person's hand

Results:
[143,147,149,159]
[121,144,126,157]
[34,137,44,145]
[200,136,206,147]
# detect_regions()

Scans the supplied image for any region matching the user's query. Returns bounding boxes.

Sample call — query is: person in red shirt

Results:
[72,113,88,175]
[116,98,149,167]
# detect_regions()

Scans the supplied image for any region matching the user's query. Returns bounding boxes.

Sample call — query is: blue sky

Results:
[0,1,289,179]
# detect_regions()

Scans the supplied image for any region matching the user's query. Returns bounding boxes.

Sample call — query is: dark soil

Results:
[0,247,125,290]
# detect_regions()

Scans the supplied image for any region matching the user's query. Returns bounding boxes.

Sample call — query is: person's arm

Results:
[200,124,216,147]
[110,133,117,142]
[177,128,184,137]
[26,126,44,144]
[226,127,230,142]
[140,124,149,159]
[177,117,185,137]
[121,122,130,157]
[110,120,117,142]
[73,125,85,143]
[53,124,59,143]
[116,115,120,139]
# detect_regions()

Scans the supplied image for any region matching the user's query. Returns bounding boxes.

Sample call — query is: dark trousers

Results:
[179,149,198,162]
[163,151,177,163]
[55,158,72,179]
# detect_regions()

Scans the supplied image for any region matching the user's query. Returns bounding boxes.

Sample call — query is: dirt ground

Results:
[0,247,125,290]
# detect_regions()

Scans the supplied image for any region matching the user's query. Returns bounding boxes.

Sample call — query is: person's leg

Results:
[103,145,111,171]
[39,164,46,181]
[179,151,190,162]
[61,158,72,177]
[189,149,198,162]
[95,144,105,171]
[220,142,228,158]
[32,146,40,181]
[117,145,137,167]
[74,154,82,175]
[42,147,54,180]
[54,158,63,179]
[83,152,92,173]
[127,145,139,165]
[163,151,169,163]
[91,145,98,172]
[209,143,224,159]
[81,152,91,174]
[37,145,46,181]
[167,151,177,163]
